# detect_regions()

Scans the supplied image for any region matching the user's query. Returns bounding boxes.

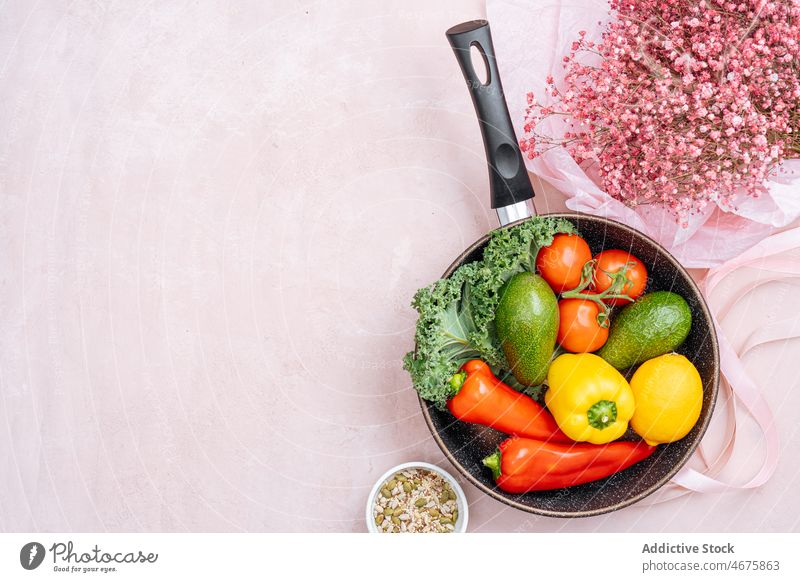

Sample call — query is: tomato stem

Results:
[561,260,635,327]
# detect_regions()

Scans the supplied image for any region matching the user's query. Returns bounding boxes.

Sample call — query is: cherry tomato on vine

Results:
[557,297,609,353]
[536,234,592,293]
[592,249,648,306]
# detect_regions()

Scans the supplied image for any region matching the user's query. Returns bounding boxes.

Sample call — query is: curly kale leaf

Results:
[402,263,482,408]
[481,216,577,281]
[404,216,576,408]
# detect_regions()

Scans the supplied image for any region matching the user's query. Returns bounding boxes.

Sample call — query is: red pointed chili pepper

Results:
[482,436,656,493]
[447,360,571,443]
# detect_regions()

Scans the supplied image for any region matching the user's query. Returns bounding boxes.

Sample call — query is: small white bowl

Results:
[366,461,469,533]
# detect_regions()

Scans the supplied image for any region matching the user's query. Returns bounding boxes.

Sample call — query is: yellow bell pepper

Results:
[545,353,635,444]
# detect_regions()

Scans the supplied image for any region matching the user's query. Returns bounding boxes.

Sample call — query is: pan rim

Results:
[417,212,721,519]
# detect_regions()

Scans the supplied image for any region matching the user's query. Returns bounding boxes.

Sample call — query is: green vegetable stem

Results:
[560,260,635,327]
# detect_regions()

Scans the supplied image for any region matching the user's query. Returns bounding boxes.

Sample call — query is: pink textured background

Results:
[1,0,799,532]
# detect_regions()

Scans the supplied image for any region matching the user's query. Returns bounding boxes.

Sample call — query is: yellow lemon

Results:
[629,353,703,446]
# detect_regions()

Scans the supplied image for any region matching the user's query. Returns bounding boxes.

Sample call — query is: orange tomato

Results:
[557,298,609,353]
[592,249,647,306]
[536,234,592,293]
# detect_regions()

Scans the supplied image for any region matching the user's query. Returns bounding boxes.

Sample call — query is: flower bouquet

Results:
[488,0,800,267]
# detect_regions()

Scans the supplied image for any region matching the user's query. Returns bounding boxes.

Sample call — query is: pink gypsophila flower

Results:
[520,0,800,221]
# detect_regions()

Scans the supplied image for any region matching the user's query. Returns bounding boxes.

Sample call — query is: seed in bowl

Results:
[373,468,458,533]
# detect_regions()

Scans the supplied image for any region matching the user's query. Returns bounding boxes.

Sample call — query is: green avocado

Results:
[597,290,692,370]
[495,272,559,386]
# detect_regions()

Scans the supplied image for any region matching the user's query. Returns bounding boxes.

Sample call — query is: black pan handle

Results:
[446,20,535,211]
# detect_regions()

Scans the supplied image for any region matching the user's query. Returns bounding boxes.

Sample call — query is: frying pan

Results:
[418,20,720,517]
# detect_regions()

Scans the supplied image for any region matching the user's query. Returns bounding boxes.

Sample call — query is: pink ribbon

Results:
[642,226,800,503]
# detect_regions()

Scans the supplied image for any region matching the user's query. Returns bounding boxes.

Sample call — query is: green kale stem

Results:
[560,260,635,327]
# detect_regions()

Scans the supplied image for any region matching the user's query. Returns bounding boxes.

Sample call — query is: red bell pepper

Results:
[482,436,656,493]
[447,360,571,443]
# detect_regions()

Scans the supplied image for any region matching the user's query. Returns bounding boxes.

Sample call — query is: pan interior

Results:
[420,214,719,517]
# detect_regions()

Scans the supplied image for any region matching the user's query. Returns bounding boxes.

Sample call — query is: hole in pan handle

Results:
[446,20,537,224]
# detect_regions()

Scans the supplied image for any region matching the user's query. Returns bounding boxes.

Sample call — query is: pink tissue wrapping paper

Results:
[487,0,800,499]
[487,0,800,269]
